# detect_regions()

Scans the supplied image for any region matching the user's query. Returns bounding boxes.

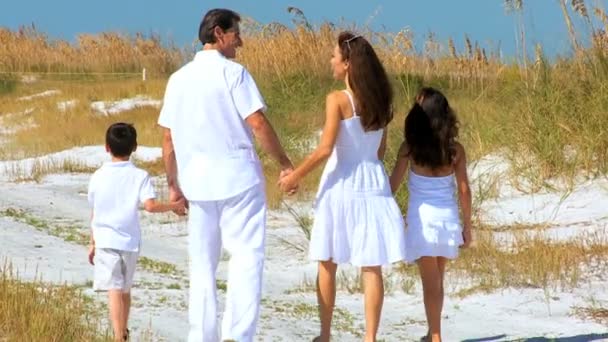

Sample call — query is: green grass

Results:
[137,256,180,276]
[448,228,608,297]
[0,73,17,95]
[0,207,90,245]
[262,298,360,337]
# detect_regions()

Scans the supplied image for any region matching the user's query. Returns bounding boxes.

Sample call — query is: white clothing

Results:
[405,170,463,262]
[158,49,266,201]
[308,90,407,266]
[187,184,266,342]
[93,248,138,292]
[88,161,156,252]
[159,49,269,341]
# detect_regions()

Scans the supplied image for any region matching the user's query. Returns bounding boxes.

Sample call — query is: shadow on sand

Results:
[462,333,608,342]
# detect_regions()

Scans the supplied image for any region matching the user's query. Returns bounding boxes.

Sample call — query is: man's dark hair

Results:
[199,9,241,45]
[106,122,137,157]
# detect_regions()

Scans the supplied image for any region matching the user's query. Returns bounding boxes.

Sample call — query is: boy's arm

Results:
[89,210,94,245]
[139,173,185,214]
[143,198,185,213]
[88,210,95,265]
[454,143,472,246]
[389,142,409,194]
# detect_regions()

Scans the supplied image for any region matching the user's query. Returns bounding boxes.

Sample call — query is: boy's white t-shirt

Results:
[88,161,156,252]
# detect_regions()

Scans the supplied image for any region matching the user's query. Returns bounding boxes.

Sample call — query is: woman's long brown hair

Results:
[338,31,393,131]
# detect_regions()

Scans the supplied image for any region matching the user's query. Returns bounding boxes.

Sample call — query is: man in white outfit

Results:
[158,8,295,342]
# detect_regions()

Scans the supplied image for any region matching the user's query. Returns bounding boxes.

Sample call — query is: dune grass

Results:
[450,228,608,297]
[0,262,108,341]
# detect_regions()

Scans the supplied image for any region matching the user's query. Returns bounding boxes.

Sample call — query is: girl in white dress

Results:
[389,87,472,342]
[278,32,406,342]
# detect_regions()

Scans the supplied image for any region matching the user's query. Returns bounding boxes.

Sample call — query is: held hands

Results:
[278,168,298,195]
[172,197,188,216]
[169,186,188,216]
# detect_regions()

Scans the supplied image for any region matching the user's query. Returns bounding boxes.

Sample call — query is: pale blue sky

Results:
[2,0,606,59]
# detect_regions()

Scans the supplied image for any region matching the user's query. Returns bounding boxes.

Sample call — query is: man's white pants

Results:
[187,184,266,342]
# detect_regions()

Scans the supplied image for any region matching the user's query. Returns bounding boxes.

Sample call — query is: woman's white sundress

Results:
[404,170,463,263]
[308,90,407,267]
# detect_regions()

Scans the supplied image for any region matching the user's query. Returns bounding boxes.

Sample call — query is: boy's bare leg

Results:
[317,260,337,342]
[108,290,126,341]
[122,292,131,338]
[361,266,383,342]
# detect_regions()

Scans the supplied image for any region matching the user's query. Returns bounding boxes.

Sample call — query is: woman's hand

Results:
[278,171,298,195]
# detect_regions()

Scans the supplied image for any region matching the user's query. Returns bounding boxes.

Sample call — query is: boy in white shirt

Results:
[87,122,185,341]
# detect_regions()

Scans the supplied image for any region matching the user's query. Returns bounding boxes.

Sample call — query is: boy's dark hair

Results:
[405,87,459,169]
[106,123,137,157]
[337,31,393,131]
[199,9,241,45]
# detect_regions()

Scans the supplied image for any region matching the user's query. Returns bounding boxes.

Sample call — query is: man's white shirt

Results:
[158,50,266,201]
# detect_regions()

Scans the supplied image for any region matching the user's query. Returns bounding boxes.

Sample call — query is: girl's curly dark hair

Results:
[404,87,459,169]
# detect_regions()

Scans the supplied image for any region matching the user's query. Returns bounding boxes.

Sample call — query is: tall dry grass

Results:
[0,26,184,77]
[450,228,608,296]
[0,5,605,196]
[0,262,108,341]
[0,78,166,157]
[238,4,608,195]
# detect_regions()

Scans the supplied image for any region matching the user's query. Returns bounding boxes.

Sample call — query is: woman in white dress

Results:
[389,87,473,342]
[278,32,406,342]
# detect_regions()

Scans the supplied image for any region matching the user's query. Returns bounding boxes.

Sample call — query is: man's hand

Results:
[169,186,188,216]
[279,167,293,180]
[172,197,187,216]
[278,169,298,195]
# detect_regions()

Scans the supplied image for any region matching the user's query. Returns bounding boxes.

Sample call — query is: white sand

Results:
[0,149,607,341]
[90,95,161,116]
[0,145,161,181]
[17,90,61,101]
[57,99,78,111]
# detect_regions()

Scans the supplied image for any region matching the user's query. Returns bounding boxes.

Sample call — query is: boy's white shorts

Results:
[93,248,138,292]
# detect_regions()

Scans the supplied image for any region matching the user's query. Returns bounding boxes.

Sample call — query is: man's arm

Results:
[161,128,187,212]
[246,111,293,170]
[162,128,178,189]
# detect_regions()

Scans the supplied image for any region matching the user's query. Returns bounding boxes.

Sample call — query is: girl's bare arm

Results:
[389,142,410,194]
[454,143,472,230]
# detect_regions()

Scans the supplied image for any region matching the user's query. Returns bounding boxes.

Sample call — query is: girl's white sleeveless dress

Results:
[308,90,406,267]
[405,170,463,262]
